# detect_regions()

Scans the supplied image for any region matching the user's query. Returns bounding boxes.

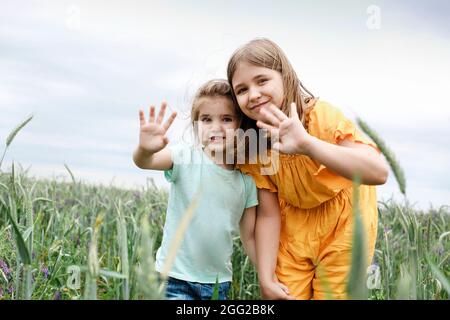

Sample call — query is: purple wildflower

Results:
[41,266,49,279]
[8,286,14,294]
[54,290,61,300]
[0,260,11,277]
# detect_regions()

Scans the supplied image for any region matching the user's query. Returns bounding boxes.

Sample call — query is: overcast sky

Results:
[1,0,449,210]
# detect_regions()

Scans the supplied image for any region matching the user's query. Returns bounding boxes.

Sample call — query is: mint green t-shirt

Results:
[155,144,258,283]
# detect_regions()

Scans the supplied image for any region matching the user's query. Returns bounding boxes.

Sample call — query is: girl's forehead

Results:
[233,62,277,83]
[198,97,236,115]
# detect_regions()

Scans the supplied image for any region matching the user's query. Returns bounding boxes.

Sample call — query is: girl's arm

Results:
[256,189,293,300]
[258,102,389,185]
[133,147,173,171]
[304,137,389,185]
[239,206,257,266]
[132,102,177,171]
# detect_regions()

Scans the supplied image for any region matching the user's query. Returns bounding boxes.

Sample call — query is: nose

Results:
[248,86,261,102]
[211,119,222,131]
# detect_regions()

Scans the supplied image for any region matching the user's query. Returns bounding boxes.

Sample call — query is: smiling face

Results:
[195,96,240,154]
[231,62,285,122]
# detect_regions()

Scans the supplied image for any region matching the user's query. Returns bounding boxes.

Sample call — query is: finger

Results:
[157,101,167,124]
[268,103,288,121]
[257,122,280,145]
[149,105,155,123]
[256,120,277,132]
[260,108,281,127]
[271,141,281,152]
[277,282,290,293]
[163,112,177,131]
[256,121,280,142]
[281,286,290,295]
[139,109,146,127]
[290,102,299,119]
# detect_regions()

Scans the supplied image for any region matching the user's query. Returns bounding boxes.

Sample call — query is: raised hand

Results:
[256,102,313,155]
[138,102,177,154]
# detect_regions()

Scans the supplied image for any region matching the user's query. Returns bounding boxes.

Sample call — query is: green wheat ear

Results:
[6,114,34,147]
[356,117,406,195]
[1,114,34,170]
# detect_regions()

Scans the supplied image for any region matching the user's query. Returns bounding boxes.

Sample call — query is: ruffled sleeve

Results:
[308,101,380,152]
[305,101,381,191]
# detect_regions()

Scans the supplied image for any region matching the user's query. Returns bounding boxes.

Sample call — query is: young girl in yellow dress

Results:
[227,38,389,299]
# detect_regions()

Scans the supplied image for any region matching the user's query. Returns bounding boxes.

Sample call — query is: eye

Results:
[236,87,247,95]
[258,78,268,85]
[223,117,233,122]
[200,117,211,122]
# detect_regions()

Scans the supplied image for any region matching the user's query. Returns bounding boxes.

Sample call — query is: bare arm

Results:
[256,189,293,299]
[258,102,389,185]
[255,189,280,285]
[133,147,173,171]
[304,138,389,185]
[132,102,177,171]
[239,206,257,266]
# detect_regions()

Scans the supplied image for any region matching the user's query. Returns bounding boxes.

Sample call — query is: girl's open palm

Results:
[138,102,177,154]
[257,102,311,155]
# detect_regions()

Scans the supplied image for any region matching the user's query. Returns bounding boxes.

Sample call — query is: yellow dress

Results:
[238,100,379,299]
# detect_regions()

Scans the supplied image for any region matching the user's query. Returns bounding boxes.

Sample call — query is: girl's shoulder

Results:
[305,99,345,125]
[305,99,352,139]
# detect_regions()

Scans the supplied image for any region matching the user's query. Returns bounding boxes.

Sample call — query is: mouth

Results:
[209,136,225,142]
[250,100,270,112]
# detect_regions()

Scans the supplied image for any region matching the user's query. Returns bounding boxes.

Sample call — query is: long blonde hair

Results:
[227,38,315,130]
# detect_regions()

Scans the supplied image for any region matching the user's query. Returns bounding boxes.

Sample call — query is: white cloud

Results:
[1,1,449,209]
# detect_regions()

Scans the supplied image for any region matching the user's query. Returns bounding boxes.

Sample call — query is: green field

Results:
[0,116,449,300]
[0,168,448,300]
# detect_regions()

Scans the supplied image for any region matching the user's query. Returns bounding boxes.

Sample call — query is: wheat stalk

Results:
[1,114,34,170]
[356,117,406,195]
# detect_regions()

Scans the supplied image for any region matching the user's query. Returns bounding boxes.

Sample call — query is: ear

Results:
[300,97,318,124]
[306,97,318,108]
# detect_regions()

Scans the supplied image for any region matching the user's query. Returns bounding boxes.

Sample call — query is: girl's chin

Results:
[242,111,262,122]
[252,113,267,123]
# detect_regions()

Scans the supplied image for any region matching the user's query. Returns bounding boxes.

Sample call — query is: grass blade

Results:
[115,200,130,300]
[347,176,368,300]
[63,163,76,184]
[427,257,450,296]
[83,213,104,300]
[5,195,31,265]
[136,216,164,299]
[211,275,220,300]
[160,191,200,278]
[356,117,406,195]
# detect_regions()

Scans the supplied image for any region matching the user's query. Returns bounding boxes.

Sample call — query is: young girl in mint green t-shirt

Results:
[133,79,264,300]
